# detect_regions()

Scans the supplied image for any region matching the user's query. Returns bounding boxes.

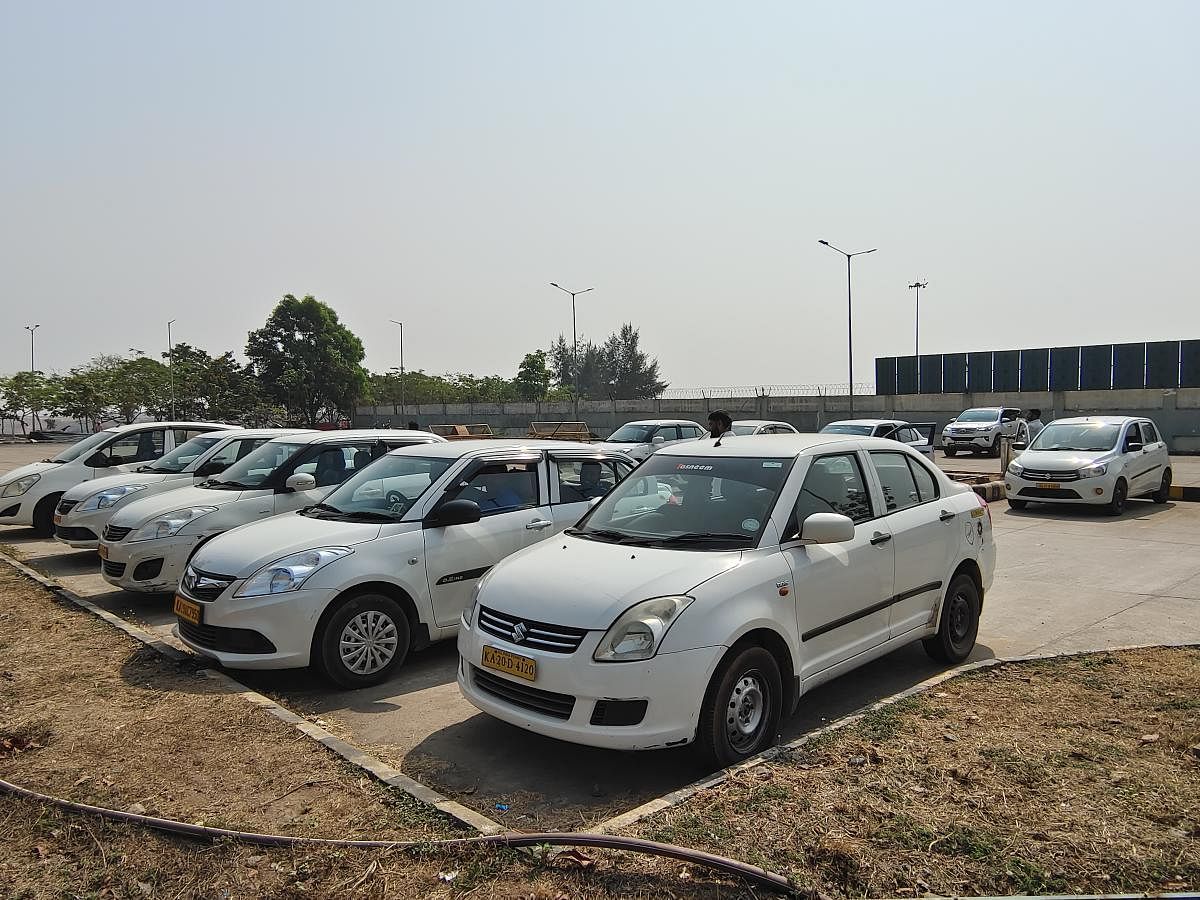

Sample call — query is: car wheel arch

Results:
[717,627,798,716]
[310,580,424,659]
[935,558,985,622]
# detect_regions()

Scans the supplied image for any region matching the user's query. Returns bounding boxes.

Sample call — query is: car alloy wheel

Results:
[339,610,399,675]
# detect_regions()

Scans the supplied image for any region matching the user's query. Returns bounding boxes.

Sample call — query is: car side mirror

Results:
[194,460,226,478]
[426,498,482,528]
[588,496,602,507]
[285,472,317,492]
[651,435,665,445]
[1125,441,1143,453]
[84,452,111,468]
[798,513,856,545]
[1012,441,1027,451]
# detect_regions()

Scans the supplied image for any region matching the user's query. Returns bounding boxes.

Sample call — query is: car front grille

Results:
[56,498,79,516]
[102,524,133,542]
[477,606,588,654]
[177,620,276,654]
[1018,468,1080,483]
[180,566,236,602]
[1018,487,1082,499]
[471,666,575,720]
[55,525,97,542]
[102,560,126,578]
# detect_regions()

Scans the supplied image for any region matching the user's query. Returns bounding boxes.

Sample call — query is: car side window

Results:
[793,453,873,527]
[173,428,211,445]
[656,426,681,442]
[1122,427,1140,452]
[896,427,919,444]
[447,461,539,516]
[556,458,625,503]
[1140,422,1159,444]
[687,426,704,439]
[906,456,939,501]
[870,451,922,513]
[106,429,166,465]
[206,438,268,469]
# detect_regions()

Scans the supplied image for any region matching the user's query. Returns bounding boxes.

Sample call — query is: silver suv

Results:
[942,407,1024,457]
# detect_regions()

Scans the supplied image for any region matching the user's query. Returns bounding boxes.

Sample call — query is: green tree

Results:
[549,324,667,400]
[513,351,552,401]
[246,295,368,426]
[109,355,170,423]
[1,372,60,433]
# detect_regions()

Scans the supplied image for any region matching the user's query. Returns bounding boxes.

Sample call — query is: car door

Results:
[1128,422,1166,494]
[548,454,634,530]
[781,451,894,680]
[866,450,955,638]
[100,428,168,474]
[423,457,551,627]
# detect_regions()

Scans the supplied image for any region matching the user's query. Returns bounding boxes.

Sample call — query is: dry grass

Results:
[635,648,1200,897]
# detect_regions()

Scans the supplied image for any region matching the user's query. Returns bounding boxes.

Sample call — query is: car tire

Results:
[1007,498,1028,510]
[1105,478,1128,516]
[316,593,411,689]
[922,573,980,665]
[988,438,1001,458]
[944,448,957,459]
[695,645,782,769]
[31,493,61,538]
[1152,469,1172,504]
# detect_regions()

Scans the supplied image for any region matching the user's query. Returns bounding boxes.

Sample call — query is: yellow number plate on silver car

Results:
[481,646,536,682]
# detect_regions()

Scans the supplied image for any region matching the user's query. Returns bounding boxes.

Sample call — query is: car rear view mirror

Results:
[651,435,665,445]
[285,472,317,492]
[1012,441,1027,451]
[84,452,111,468]
[426,498,482,528]
[799,513,855,545]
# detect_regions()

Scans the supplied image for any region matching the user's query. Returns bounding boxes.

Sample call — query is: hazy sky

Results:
[3,1,1198,390]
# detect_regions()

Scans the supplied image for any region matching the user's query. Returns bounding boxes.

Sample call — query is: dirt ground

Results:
[2,557,1199,898]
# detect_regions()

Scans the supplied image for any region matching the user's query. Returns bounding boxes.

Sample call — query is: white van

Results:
[54,429,312,549]
[0,422,237,536]
[98,430,442,593]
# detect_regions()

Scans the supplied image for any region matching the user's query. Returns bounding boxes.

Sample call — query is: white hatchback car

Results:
[54,429,310,549]
[0,421,237,536]
[731,420,800,436]
[98,430,441,593]
[173,440,635,687]
[458,435,995,767]
[1005,416,1171,515]
[593,420,706,461]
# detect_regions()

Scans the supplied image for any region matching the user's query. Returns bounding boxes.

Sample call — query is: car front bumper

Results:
[0,500,33,527]
[54,507,112,549]
[99,534,200,592]
[942,432,997,450]
[456,614,724,751]
[173,584,335,669]
[1005,471,1116,505]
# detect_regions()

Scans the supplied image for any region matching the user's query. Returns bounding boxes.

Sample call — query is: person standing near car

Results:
[1025,409,1045,442]
[707,410,733,439]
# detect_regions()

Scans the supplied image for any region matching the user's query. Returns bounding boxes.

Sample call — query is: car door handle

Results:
[939,509,955,522]
[525,519,554,530]
[870,532,892,546]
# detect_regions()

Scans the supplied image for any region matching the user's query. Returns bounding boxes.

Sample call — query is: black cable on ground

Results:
[0,776,792,893]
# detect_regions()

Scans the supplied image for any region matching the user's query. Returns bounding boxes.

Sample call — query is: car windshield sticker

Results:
[763,461,783,468]
[741,518,759,532]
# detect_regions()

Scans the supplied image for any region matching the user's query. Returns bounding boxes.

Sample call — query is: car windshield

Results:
[956,409,999,423]
[731,425,759,435]
[50,430,119,463]
[309,454,456,520]
[206,441,307,489]
[1030,423,1121,452]
[571,453,792,549]
[606,424,656,443]
[819,423,872,436]
[144,435,223,473]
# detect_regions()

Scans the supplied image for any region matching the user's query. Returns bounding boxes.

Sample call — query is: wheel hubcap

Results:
[339,610,399,675]
[726,673,767,751]
[949,593,971,643]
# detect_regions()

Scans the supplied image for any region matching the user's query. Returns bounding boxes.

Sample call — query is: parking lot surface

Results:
[3,441,1200,828]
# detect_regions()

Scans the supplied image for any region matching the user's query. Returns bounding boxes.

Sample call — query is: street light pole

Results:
[818,241,876,415]
[907,281,927,359]
[167,319,177,419]
[549,283,594,418]
[389,320,405,421]
[24,324,40,373]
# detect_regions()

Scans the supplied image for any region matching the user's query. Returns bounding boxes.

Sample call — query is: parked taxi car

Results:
[457,434,995,767]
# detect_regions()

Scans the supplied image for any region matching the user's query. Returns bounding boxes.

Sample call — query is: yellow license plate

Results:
[1036,482,1061,490]
[98,544,108,559]
[53,514,62,525]
[481,646,536,682]
[173,595,202,626]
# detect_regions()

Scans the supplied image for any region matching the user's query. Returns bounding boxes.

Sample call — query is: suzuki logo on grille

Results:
[511,622,528,644]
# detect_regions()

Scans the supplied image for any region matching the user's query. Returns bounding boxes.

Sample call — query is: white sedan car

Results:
[458,434,995,767]
[54,429,310,549]
[731,420,799,436]
[593,420,706,461]
[173,441,635,687]
[820,419,934,458]
[99,430,441,593]
[1005,416,1171,515]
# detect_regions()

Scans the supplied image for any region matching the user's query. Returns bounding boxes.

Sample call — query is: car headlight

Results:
[1078,463,1108,479]
[593,595,694,662]
[234,547,353,598]
[128,506,219,541]
[1007,462,1024,477]
[1,474,40,498]
[79,484,148,511]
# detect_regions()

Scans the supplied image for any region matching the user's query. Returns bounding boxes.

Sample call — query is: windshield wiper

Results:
[650,531,753,546]
[204,479,255,489]
[339,509,401,521]
[566,527,649,544]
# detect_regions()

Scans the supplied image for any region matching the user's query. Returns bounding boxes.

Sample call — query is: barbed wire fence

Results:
[654,383,875,400]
